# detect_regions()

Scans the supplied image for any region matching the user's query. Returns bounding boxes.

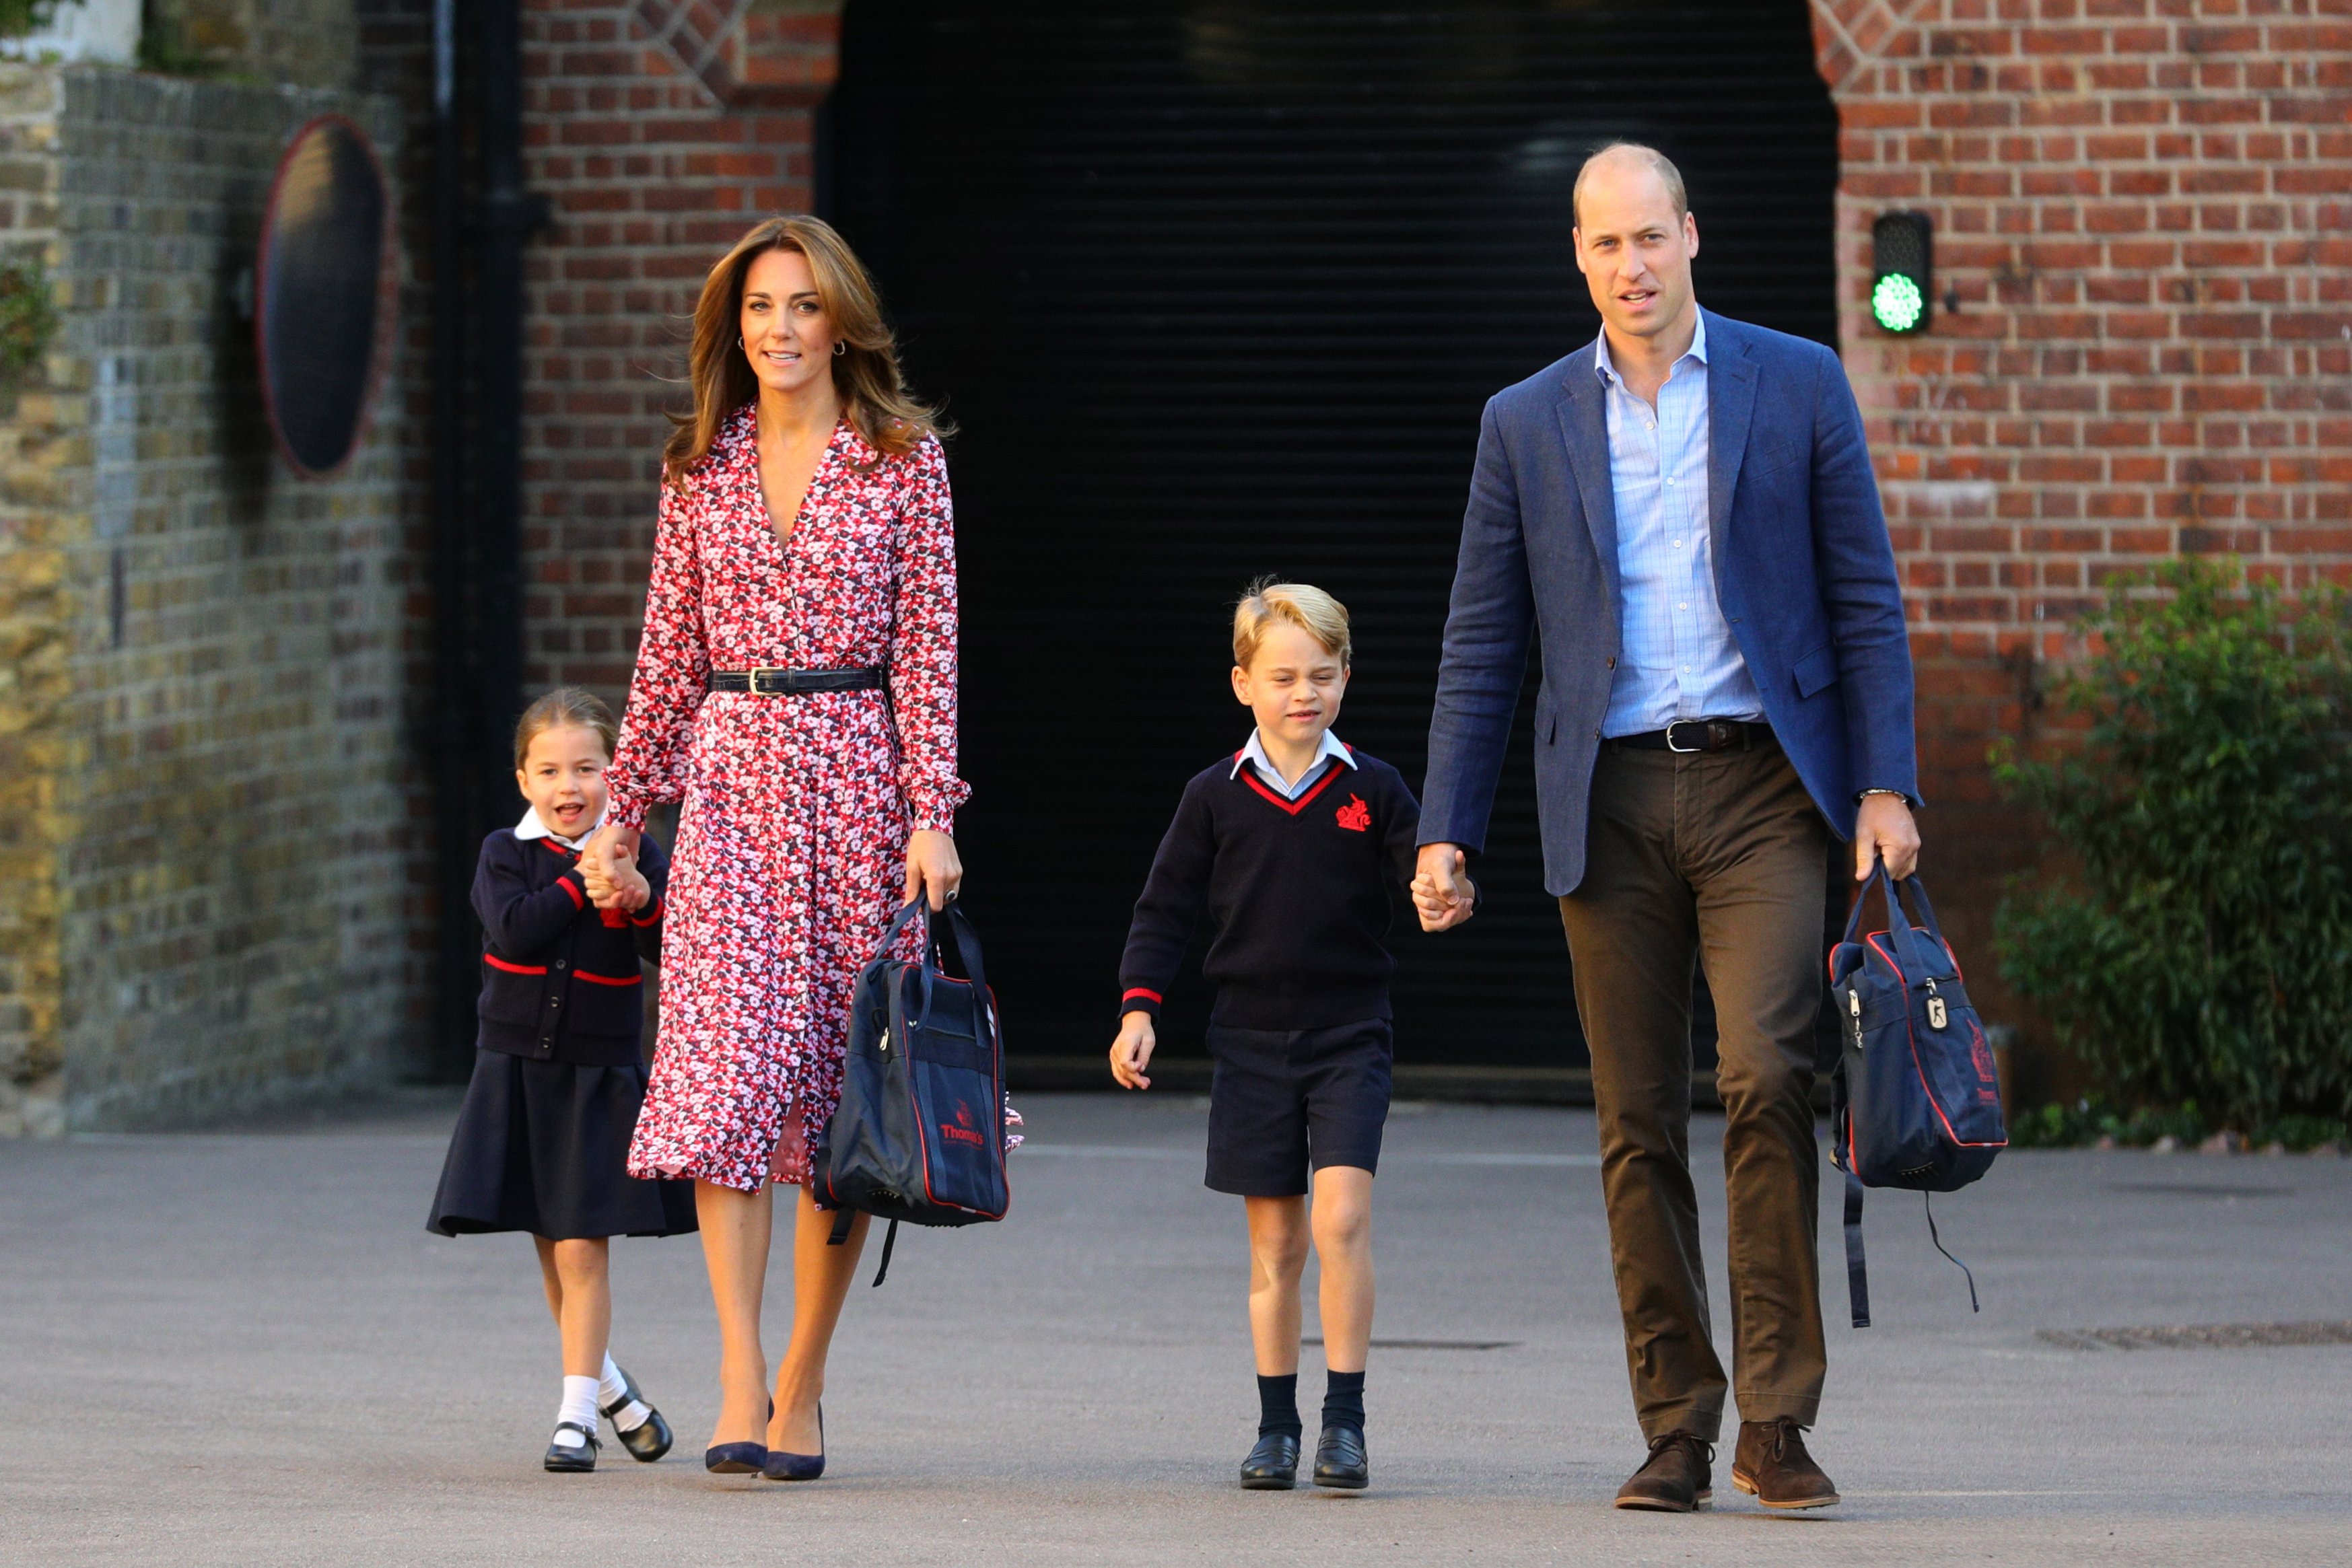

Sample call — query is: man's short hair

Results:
[1572,141,1688,230]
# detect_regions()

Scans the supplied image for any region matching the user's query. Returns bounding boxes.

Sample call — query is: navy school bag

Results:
[1827,864,2007,1326]
[812,899,1010,1285]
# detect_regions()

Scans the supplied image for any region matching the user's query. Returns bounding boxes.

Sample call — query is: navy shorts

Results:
[1203,1017,1394,1197]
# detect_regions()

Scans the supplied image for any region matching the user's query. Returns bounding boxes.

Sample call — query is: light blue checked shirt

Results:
[1593,315,1766,738]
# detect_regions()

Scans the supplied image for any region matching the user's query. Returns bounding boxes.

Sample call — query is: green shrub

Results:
[1993,558,2352,1131]
[2006,1098,2347,1151]
[0,1,63,42]
[0,256,56,386]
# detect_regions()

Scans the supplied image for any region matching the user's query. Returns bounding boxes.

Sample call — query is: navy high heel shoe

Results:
[761,1403,824,1481]
[703,1398,772,1474]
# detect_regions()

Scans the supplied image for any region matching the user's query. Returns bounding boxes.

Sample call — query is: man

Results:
[1412,143,1918,1512]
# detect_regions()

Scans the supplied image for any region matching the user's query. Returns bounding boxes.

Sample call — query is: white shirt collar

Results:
[1594,307,1709,388]
[1231,728,1356,799]
[515,803,604,849]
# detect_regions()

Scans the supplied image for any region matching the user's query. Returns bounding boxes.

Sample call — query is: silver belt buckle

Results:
[1666,720,1705,754]
[749,666,786,695]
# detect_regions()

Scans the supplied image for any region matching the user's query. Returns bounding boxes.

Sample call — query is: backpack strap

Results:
[827,1205,856,1246]
[1842,1166,1871,1330]
[869,1218,899,1288]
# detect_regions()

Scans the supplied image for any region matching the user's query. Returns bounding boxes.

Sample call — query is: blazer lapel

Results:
[1706,311,1759,582]
[1555,351,1622,619]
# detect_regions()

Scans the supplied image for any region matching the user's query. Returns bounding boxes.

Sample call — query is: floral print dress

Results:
[607,405,969,1192]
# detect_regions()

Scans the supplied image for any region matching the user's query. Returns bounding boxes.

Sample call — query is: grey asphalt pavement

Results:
[5,1090,2349,1566]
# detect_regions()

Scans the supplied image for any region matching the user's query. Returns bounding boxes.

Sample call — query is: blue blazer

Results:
[1421,308,1918,894]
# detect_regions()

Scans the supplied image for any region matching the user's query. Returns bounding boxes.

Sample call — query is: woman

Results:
[588,215,967,1481]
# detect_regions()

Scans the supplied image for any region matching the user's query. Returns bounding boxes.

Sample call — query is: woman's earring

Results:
[833,341,847,357]
[737,335,745,349]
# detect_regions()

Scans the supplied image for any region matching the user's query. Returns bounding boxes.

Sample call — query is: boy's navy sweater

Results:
[1118,746,1420,1030]
[473,828,668,1067]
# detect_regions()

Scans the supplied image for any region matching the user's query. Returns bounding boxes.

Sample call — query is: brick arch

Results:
[630,0,843,106]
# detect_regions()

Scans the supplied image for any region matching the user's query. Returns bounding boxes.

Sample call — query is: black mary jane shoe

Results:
[1312,1424,1369,1491]
[545,1421,600,1473]
[1239,1431,1301,1490]
[600,1365,674,1463]
[761,1403,824,1482]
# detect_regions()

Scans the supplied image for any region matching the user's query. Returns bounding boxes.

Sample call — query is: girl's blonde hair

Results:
[514,687,619,769]
[1233,578,1352,669]
[662,215,946,488]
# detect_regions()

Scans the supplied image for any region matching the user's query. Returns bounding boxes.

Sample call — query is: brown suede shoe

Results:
[1731,1419,1840,1509]
[1614,1430,1714,1511]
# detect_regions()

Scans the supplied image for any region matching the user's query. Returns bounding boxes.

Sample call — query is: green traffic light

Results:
[1872,271,1924,333]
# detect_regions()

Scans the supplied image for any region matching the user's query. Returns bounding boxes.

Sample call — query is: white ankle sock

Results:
[598,1353,650,1432]
[554,1376,600,1445]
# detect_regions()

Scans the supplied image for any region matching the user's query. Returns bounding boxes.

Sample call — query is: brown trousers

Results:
[1559,741,1831,1442]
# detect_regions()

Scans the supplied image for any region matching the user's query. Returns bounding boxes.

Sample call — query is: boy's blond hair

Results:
[514,686,619,769]
[1233,578,1352,670]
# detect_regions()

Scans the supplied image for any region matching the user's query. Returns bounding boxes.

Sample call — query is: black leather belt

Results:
[708,667,885,695]
[1610,719,1776,754]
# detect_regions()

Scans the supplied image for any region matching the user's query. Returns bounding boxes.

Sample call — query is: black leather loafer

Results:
[544,1421,599,1473]
[600,1365,673,1463]
[761,1403,824,1481]
[1240,1431,1301,1490]
[1312,1424,1368,1490]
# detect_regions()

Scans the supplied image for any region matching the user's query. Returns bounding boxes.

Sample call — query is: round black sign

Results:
[256,116,392,477]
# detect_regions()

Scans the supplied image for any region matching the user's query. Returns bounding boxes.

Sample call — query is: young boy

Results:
[1109,580,1475,1492]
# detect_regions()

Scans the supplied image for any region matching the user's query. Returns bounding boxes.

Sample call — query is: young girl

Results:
[428,688,699,1472]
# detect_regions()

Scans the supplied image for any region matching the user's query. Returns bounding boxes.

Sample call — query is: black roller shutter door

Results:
[832,1,1838,1071]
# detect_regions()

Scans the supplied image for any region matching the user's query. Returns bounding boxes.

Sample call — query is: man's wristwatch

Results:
[1857,788,1907,801]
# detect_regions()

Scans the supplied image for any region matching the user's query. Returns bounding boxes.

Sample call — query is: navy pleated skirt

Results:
[427,1049,699,1240]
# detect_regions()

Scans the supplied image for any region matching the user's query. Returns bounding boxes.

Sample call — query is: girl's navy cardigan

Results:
[472,828,668,1067]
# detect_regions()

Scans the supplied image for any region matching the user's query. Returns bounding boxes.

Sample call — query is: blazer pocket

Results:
[1744,441,1806,481]
[1793,644,1840,699]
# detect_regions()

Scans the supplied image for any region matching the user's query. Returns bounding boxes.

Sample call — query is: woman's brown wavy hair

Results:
[662,215,945,488]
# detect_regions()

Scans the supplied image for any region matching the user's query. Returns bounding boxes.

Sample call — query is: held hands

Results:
[582,825,650,913]
[1412,843,1478,932]
[903,828,964,911]
[1109,1010,1156,1090]
[1855,793,1922,882]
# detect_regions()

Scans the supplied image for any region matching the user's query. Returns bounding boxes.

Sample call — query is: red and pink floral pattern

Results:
[607,405,968,1192]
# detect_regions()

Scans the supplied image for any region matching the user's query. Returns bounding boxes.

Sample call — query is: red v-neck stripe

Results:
[1238,762,1346,816]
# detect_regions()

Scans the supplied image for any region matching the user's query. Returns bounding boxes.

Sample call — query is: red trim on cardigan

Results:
[573,969,644,987]
[556,876,585,909]
[1238,762,1346,816]
[1121,987,1163,1005]
[483,954,547,976]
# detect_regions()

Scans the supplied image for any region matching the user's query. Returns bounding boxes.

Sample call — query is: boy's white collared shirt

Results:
[514,804,605,850]
[1231,728,1356,801]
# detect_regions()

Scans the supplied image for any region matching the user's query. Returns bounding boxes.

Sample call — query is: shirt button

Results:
[1664,478,1675,487]
[1678,603,1689,610]
[1671,539,1682,548]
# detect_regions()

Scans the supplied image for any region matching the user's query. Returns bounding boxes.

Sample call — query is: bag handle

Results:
[876,898,992,1023]
[1841,859,1941,978]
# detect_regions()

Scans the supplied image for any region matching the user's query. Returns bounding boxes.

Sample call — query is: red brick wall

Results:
[1811,0,2350,1064]
[520,0,831,695]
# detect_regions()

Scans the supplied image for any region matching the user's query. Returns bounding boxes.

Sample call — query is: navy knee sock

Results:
[1257,1374,1302,1439]
[1322,1369,1365,1433]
